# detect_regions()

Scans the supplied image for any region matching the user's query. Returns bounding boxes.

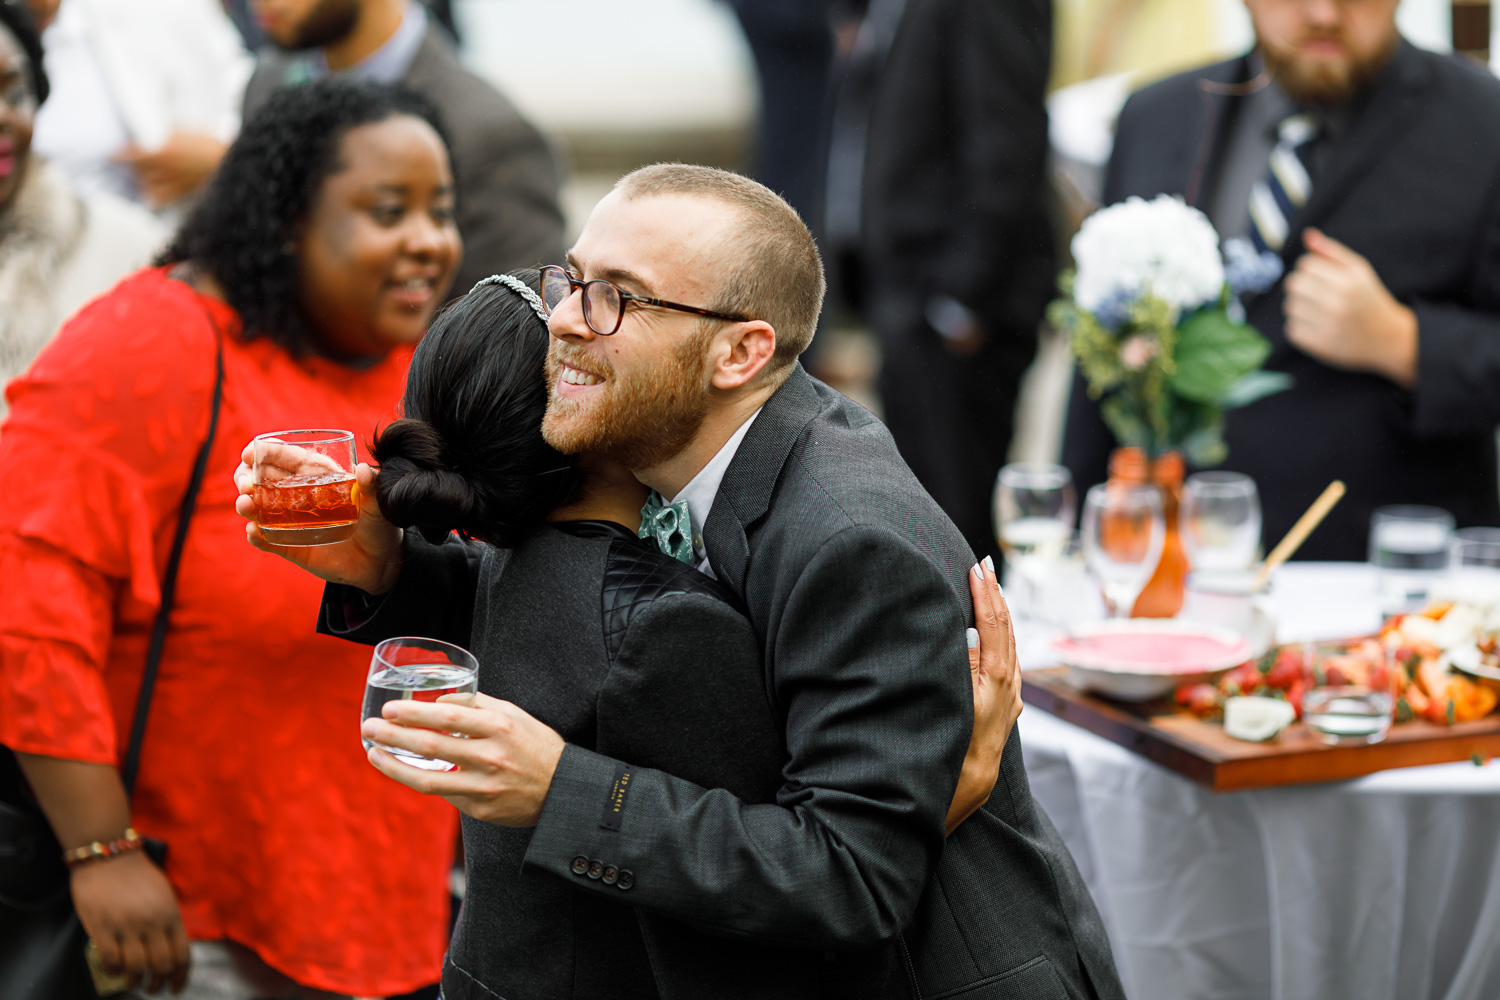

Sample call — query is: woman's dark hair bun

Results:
[371,419,479,545]
[370,269,584,548]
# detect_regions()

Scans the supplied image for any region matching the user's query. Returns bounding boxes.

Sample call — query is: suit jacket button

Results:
[602,865,619,885]
[587,859,605,879]
[571,856,589,876]
[616,870,634,890]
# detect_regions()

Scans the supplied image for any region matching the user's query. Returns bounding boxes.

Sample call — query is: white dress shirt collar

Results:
[667,409,761,578]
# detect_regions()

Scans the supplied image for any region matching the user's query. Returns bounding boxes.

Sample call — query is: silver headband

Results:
[470,273,550,327]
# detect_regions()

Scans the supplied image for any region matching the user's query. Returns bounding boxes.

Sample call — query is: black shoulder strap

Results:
[120,307,226,796]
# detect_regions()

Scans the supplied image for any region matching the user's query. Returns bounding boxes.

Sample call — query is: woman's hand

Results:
[945,556,1022,836]
[71,852,190,995]
[233,442,404,594]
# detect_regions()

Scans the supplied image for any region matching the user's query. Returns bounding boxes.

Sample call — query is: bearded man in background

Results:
[1063,0,1500,559]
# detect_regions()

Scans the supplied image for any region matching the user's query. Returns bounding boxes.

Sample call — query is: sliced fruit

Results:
[1224,696,1297,743]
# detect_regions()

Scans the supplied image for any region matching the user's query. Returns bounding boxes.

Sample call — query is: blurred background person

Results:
[25,0,252,217]
[0,3,163,425]
[723,0,833,231]
[1062,0,1500,560]
[859,0,1056,566]
[0,79,461,998]
[247,0,565,292]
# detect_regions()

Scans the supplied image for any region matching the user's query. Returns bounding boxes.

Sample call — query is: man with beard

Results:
[1063,0,1500,560]
[244,0,564,291]
[357,164,1123,999]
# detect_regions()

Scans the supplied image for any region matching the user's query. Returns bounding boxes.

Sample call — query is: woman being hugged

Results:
[0,79,462,997]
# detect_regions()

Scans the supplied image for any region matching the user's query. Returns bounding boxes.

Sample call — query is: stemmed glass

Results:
[1180,471,1261,571]
[993,464,1077,619]
[1081,483,1165,618]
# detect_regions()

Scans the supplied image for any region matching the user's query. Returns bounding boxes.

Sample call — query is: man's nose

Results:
[547,285,595,342]
[1303,0,1341,29]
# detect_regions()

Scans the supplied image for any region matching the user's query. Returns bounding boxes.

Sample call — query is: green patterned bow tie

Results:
[639,493,695,564]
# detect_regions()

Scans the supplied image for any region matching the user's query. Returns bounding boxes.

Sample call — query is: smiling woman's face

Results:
[0,24,36,213]
[296,113,463,359]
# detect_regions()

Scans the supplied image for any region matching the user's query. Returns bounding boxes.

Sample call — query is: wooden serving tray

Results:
[1021,667,1500,791]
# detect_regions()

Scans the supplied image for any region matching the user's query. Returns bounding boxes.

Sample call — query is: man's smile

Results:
[558,360,605,395]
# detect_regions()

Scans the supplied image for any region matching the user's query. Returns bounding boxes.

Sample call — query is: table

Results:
[1018,563,1500,1000]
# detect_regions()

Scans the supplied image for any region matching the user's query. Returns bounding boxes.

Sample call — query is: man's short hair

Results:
[613,163,825,377]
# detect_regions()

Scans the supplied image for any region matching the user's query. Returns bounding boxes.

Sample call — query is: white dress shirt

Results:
[667,409,761,579]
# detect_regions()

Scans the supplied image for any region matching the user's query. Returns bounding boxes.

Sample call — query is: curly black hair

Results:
[0,2,49,105]
[159,78,452,355]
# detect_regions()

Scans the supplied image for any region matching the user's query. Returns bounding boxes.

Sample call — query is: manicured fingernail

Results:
[967,628,979,649]
[973,561,985,581]
[983,555,995,576]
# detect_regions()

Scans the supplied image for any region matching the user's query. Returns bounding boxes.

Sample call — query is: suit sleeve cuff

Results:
[523,744,631,885]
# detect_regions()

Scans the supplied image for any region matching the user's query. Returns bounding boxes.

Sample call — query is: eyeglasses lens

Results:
[583,281,622,335]
[540,268,570,315]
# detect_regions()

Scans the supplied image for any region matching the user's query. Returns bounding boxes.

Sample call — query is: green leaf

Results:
[1100,395,1152,450]
[1170,309,1272,403]
[1180,426,1228,467]
[1222,370,1293,409]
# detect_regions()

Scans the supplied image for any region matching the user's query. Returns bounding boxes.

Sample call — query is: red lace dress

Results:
[0,268,457,996]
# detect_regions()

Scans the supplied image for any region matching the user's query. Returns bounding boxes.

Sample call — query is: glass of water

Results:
[1447,537,1500,601]
[362,636,479,771]
[1081,483,1164,618]
[1179,471,1261,571]
[993,463,1076,618]
[1302,640,1396,746]
[1369,505,1454,612]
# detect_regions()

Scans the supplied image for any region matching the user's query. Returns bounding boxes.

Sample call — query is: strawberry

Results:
[1176,683,1222,718]
[1264,648,1303,691]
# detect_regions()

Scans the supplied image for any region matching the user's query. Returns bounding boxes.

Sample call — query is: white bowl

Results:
[1051,619,1254,702]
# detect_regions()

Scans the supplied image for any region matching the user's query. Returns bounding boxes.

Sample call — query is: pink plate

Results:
[1050,620,1254,702]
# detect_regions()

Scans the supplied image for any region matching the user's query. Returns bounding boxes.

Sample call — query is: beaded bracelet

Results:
[62,828,145,870]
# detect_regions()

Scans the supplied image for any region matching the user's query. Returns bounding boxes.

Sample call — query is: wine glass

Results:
[1180,471,1261,571]
[993,464,1077,619]
[1081,483,1165,618]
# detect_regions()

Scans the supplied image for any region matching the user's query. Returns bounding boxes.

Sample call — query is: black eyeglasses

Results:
[539,265,750,336]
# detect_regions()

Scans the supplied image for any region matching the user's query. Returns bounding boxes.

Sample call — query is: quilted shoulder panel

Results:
[601,537,736,665]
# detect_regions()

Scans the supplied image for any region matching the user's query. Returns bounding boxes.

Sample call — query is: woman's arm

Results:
[12,754,189,994]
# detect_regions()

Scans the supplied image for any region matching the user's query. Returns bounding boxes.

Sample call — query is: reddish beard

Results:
[541,331,713,470]
[1261,29,1396,106]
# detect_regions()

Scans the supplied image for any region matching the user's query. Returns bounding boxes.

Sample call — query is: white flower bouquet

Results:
[1049,195,1289,465]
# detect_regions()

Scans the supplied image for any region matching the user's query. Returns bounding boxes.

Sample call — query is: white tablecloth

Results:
[1019,563,1500,1000]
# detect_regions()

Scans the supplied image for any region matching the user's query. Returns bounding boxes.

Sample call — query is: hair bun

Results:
[372,419,478,544]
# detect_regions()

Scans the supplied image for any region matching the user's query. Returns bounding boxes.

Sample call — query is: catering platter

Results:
[1020,667,1500,791]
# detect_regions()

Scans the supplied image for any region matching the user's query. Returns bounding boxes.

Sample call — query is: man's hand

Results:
[946,556,1021,836]
[1284,228,1418,387]
[115,132,226,208]
[71,852,190,995]
[233,442,404,594]
[361,692,566,827]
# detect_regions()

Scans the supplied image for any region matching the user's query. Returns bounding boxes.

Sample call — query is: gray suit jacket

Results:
[244,26,566,294]
[524,368,1125,1000]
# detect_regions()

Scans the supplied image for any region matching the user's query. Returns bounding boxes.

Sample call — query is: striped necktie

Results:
[1247,113,1320,254]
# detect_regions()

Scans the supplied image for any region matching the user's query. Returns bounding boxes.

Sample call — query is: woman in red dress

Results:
[0,79,462,997]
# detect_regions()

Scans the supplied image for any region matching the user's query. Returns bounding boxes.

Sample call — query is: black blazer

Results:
[523,368,1124,1000]
[1064,41,1500,559]
[245,25,567,294]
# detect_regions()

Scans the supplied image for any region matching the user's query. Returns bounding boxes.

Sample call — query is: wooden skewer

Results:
[1252,480,1346,590]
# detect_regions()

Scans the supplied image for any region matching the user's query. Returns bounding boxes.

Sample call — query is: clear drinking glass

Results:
[1369,505,1454,612]
[1179,471,1261,571]
[993,463,1077,618]
[361,637,480,771]
[1447,537,1500,599]
[1302,640,1396,746]
[1081,483,1165,618]
[253,429,359,546]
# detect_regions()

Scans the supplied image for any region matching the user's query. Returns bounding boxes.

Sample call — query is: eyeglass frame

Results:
[539,265,751,336]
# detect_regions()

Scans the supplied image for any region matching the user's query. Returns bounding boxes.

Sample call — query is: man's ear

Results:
[709,320,777,390]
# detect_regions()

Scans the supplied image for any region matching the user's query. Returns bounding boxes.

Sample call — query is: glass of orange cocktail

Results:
[252,429,359,546]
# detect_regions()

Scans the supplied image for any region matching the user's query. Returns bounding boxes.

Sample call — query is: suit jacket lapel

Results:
[702,365,823,596]
[1179,56,1250,208]
[1294,41,1432,244]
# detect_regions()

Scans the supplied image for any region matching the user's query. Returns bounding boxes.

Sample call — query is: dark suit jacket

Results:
[1064,41,1500,559]
[525,368,1124,1000]
[860,0,1054,341]
[244,26,566,294]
